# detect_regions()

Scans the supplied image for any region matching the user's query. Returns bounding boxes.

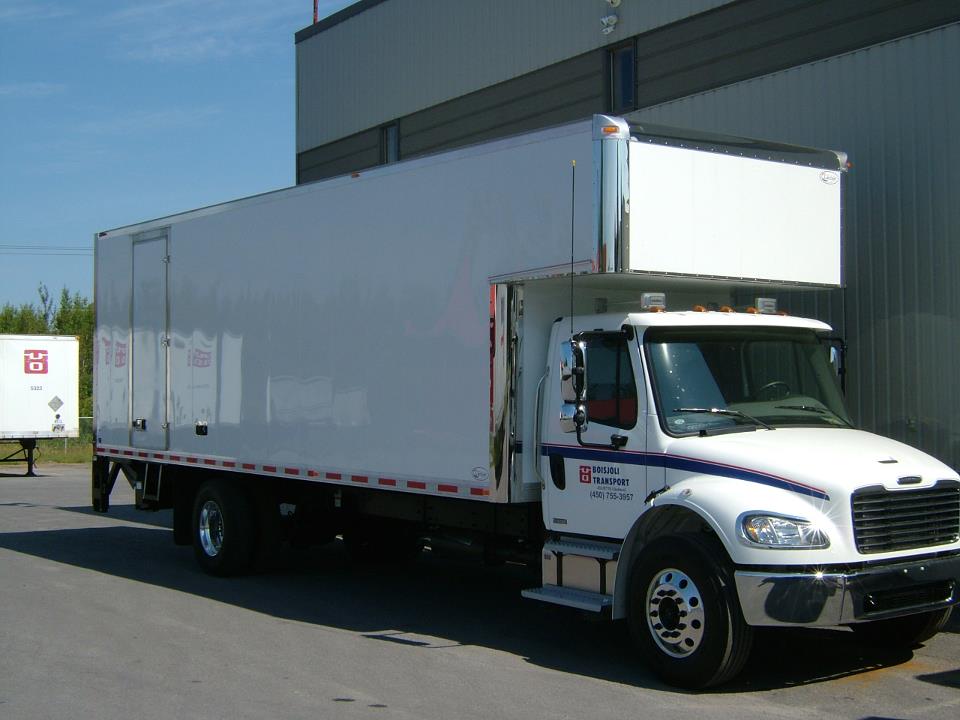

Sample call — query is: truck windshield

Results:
[644,326,852,436]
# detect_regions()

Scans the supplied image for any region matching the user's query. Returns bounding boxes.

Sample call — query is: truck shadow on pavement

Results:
[2,504,954,694]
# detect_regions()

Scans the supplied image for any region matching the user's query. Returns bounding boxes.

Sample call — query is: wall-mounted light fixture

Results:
[601,14,619,35]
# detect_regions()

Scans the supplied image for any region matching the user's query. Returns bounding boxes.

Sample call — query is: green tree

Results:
[51,287,95,417]
[0,288,49,334]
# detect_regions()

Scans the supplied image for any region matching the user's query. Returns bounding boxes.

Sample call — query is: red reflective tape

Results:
[285,467,300,476]
[152,453,165,460]
[351,475,369,484]
[240,463,254,470]
[470,488,489,496]
[326,472,342,480]
[121,450,133,457]
[307,469,320,477]
[137,452,148,458]
[95,446,104,453]
[262,465,277,473]
[438,484,458,494]
[378,478,397,487]
[407,480,426,490]
[222,461,236,468]
[203,459,217,466]
[169,455,181,461]
[186,457,199,464]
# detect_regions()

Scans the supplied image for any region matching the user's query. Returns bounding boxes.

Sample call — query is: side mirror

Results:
[822,336,847,394]
[559,337,588,433]
[560,338,587,403]
[559,403,588,433]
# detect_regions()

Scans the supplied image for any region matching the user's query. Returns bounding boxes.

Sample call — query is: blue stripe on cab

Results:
[540,444,828,500]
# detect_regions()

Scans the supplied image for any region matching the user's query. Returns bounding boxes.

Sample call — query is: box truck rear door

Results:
[130,231,169,450]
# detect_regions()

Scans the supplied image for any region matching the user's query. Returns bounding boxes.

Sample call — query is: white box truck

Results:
[1,334,80,475]
[92,115,959,688]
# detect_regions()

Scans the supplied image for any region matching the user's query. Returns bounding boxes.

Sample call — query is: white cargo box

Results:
[0,335,80,439]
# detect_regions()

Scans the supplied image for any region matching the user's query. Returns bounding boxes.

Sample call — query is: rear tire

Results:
[850,607,953,648]
[192,479,256,576]
[627,534,753,689]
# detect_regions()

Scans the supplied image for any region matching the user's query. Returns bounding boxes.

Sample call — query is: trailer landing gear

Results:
[1,439,38,477]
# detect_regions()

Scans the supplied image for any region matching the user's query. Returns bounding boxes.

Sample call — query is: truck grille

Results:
[852,480,960,554]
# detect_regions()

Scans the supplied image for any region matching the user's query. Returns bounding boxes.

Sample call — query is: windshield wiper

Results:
[775,404,851,426]
[674,407,774,431]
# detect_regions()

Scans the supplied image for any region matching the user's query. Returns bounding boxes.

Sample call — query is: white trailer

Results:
[1,334,80,475]
[92,115,959,688]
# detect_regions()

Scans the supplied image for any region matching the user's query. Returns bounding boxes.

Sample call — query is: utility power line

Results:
[0,244,93,256]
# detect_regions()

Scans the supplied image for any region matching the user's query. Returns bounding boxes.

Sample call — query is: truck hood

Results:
[664,428,959,501]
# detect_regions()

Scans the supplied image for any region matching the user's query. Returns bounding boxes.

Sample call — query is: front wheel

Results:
[192,479,256,576]
[627,534,753,689]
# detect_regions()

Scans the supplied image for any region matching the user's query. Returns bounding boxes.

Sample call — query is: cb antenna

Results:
[570,159,576,335]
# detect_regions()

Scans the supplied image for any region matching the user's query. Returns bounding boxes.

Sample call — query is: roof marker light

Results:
[640,292,666,311]
[755,297,778,315]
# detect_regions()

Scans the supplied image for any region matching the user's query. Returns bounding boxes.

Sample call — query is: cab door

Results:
[539,329,649,537]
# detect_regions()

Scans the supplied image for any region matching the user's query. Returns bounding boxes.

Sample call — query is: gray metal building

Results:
[294,0,960,470]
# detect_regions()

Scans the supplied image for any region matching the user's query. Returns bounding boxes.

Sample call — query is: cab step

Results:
[544,537,620,560]
[521,585,613,612]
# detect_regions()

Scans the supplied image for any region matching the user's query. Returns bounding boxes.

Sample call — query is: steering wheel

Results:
[757,380,791,400]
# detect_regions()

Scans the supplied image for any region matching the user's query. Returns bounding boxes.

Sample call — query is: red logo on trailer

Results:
[189,349,212,368]
[579,465,592,484]
[24,350,48,374]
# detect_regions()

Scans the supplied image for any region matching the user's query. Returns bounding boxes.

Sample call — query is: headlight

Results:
[739,513,830,548]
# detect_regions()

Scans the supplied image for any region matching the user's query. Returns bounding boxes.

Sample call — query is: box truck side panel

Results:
[628,141,842,285]
[101,122,597,493]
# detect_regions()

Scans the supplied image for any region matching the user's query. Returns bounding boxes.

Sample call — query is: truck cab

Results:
[529,300,960,688]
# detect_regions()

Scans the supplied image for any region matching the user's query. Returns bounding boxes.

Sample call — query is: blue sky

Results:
[0,0,353,307]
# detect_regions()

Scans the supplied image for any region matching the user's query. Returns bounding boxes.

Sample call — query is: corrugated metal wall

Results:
[296,0,727,152]
[629,23,960,470]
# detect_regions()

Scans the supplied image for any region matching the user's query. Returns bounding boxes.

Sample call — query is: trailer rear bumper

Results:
[734,552,960,627]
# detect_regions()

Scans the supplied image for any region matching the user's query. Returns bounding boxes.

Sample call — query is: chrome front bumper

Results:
[734,553,960,627]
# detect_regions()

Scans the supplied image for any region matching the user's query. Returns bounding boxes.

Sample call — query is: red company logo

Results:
[188,349,212,368]
[579,465,592,484]
[24,350,49,374]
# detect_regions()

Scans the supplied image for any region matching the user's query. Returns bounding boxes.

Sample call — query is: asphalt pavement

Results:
[1,463,958,720]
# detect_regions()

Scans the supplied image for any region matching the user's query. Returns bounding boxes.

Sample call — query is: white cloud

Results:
[99,0,326,63]
[0,1,73,22]
[74,104,223,135]
[0,81,66,97]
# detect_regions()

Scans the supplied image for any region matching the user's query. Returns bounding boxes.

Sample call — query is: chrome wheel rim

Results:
[199,500,224,557]
[645,567,706,658]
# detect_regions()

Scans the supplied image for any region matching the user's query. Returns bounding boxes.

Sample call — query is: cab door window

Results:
[584,333,637,429]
